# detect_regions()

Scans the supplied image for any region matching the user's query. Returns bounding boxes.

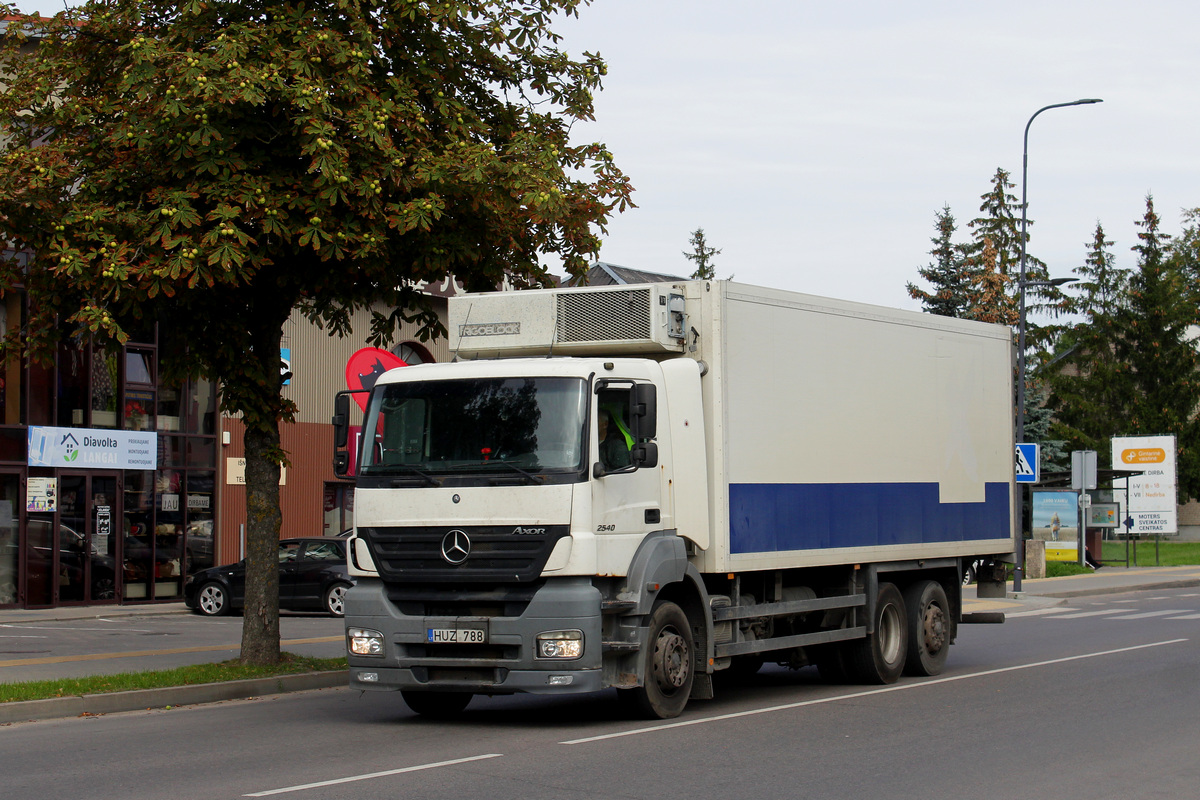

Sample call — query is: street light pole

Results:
[1013,98,1102,593]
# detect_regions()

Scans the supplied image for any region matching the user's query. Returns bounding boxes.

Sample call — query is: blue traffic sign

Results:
[1015,443,1039,484]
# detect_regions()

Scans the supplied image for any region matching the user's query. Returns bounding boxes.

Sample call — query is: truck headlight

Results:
[536,630,583,659]
[347,627,385,657]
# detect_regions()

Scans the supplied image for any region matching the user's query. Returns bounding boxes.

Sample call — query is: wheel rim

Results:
[878,602,903,664]
[652,624,691,693]
[199,584,223,614]
[921,602,947,653]
[327,585,347,615]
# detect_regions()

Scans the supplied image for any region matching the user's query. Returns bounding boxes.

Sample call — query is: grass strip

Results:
[0,654,347,704]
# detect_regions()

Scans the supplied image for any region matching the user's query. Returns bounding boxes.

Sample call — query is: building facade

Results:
[0,277,454,609]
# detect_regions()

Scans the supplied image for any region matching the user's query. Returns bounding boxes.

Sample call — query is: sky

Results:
[15,1,1200,313]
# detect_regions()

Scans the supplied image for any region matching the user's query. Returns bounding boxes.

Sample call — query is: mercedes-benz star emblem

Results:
[441,530,471,565]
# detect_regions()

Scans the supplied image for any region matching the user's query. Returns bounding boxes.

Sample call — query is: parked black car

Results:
[184,537,353,617]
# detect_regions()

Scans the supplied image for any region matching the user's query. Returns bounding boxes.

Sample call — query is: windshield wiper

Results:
[388,465,442,487]
[488,461,545,485]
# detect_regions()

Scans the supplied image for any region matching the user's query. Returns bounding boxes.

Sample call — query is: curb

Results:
[0,670,348,725]
[1020,577,1200,599]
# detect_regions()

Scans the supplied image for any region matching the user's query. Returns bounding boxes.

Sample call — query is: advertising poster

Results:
[27,477,57,513]
[1032,490,1078,561]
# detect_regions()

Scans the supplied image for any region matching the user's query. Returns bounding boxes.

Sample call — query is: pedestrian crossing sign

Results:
[1016,443,1039,484]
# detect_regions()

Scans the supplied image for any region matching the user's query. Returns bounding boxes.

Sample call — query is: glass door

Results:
[58,473,119,604]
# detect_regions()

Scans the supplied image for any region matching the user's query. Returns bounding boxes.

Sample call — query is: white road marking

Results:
[1050,609,1132,619]
[559,639,1188,745]
[1110,610,1192,620]
[243,754,504,797]
[1166,613,1200,620]
[1003,608,1071,618]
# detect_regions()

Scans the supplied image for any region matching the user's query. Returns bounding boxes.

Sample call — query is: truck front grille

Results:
[362,525,570,584]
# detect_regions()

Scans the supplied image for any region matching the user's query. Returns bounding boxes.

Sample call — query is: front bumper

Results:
[345,577,605,695]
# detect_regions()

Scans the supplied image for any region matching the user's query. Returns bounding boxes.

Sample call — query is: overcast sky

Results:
[16,1,1200,312]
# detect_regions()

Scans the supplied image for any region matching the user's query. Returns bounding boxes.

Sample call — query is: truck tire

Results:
[401,691,473,718]
[903,580,950,676]
[623,600,694,719]
[845,582,907,684]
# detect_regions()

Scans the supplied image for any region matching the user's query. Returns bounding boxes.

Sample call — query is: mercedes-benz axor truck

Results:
[333,280,1015,719]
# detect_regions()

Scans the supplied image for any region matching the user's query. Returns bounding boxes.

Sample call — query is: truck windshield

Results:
[359,377,588,477]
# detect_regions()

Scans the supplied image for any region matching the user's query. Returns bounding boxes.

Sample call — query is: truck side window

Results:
[597,390,633,471]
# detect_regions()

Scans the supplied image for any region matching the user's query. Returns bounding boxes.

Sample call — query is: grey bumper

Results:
[344,577,605,695]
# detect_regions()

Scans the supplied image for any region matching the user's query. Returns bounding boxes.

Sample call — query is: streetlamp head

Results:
[1074,98,1103,105]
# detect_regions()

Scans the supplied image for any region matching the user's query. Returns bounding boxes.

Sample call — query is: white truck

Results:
[334,280,1015,719]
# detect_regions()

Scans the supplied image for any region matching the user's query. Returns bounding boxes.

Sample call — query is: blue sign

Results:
[1015,443,1039,484]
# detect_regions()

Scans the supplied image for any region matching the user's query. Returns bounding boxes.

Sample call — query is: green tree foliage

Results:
[683,227,720,280]
[906,205,971,317]
[0,1,632,662]
[1110,197,1200,499]
[1045,223,1130,458]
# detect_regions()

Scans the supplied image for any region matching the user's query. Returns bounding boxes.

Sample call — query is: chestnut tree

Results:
[0,0,632,662]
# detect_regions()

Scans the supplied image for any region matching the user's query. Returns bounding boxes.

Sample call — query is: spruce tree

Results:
[907,205,971,316]
[1045,223,1130,457]
[683,227,721,280]
[1112,197,1200,500]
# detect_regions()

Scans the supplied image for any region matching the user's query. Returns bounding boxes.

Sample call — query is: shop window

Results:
[158,384,181,432]
[57,340,88,428]
[124,389,155,431]
[0,429,22,462]
[185,377,216,435]
[123,470,154,600]
[90,350,118,428]
[125,349,154,385]
[0,475,18,605]
[28,360,53,426]
[154,469,184,598]
[158,435,185,468]
[1,294,21,425]
[187,436,215,468]
[185,471,214,573]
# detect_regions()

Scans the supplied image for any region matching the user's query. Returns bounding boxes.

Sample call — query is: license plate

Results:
[427,627,487,644]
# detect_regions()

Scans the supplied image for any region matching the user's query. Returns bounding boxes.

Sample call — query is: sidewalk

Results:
[3,565,1200,724]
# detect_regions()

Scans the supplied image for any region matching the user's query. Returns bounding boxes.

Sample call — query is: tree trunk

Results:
[240,422,283,664]
[237,311,290,665]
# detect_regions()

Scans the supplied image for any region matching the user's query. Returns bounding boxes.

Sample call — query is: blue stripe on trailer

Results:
[728,482,1010,554]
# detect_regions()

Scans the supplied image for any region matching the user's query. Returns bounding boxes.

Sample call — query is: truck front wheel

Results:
[846,582,907,684]
[401,691,473,718]
[903,580,950,676]
[622,600,694,719]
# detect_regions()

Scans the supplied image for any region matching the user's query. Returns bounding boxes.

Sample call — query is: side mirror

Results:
[332,393,350,448]
[630,383,657,440]
[632,441,658,469]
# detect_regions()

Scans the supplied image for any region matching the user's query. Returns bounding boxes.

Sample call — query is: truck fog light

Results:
[547,674,574,686]
[358,671,379,683]
[536,630,583,659]
[347,627,385,657]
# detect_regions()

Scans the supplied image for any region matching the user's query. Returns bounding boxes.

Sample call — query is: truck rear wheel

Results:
[903,580,950,676]
[845,582,907,684]
[623,600,694,719]
[401,691,473,718]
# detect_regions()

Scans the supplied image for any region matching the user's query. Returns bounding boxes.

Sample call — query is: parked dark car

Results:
[184,537,353,617]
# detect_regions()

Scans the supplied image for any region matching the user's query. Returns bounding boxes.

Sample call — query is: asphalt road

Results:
[2,586,1197,800]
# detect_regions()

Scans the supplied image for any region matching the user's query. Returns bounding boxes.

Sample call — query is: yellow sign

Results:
[1120,448,1166,464]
